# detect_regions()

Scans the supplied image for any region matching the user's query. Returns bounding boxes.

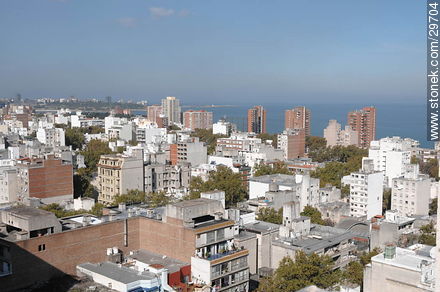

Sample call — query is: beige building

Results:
[161,96,181,124]
[324,120,359,147]
[183,110,213,130]
[391,166,431,217]
[364,245,435,292]
[97,154,144,205]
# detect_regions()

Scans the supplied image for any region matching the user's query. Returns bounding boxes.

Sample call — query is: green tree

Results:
[418,158,439,180]
[359,248,381,266]
[419,222,436,246]
[187,166,247,207]
[40,203,84,218]
[112,189,147,205]
[257,252,340,291]
[429,198,438,215]
[146,191,173,208]
[80,139,112,174]
[90,203,105,217]
[300,206,325,225]
[254,161,291,177]
[65,128,85,150]
[311,155,362,188]
[73,172,92,199]
[191,128,227,155]
[340,261,364,287]
[306,136,327,153]
[257,208,283,224]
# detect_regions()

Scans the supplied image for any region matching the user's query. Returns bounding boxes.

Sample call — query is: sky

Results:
[0,0,426,104]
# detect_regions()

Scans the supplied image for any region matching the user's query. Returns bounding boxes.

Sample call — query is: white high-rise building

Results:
[368,137,419,187]
[161,96,181,124]
[346,159,384,219]
[391,164,431,217]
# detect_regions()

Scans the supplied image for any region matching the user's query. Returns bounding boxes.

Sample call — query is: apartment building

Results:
[285,106,311,136]
[97,154,144,205]
[36,127,65,148]
[144,163,191,194]
[391,165,431,217]
[247,106,266,134]
[368,137,418,187]
[364,244,435,292]
[146,104,163,123]
[16,156,73,204]
[169,137,207,166]
[346,159,384,219]
[0,199,250,292]
[277,128,306,159]
[323,120,358,147]
[161,96,181,124]
[347,106,376,148]
[0,166,17,204]
[183,110,213,130]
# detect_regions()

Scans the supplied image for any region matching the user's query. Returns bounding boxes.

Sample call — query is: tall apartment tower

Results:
[247,105,266,134]
[146,105,162,122]
[285,106,311,136]
[183,110,213,130]
[161,96,182,125]
[347,106,376,148]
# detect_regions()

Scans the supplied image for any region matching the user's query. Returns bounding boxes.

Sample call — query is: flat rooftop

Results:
[170,198,218,208]
[243,220,280,234]
[371,245,435,272]
[2,206,56,219]
[78,262,156,284]
[249,174,296,186]
[127,249,189,274]
[273,225,354,254]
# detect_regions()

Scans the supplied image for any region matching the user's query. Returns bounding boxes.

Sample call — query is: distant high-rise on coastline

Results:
[285,106,311,136]
[247,105,266,134]
[348,106,376,148]
[161,96,181,124]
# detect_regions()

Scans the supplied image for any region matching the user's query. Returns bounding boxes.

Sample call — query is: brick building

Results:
[347,106,376,148]
[285,106,311,136]
[183,110,213,130]
[247,106,266,134]
[16,155,73,204]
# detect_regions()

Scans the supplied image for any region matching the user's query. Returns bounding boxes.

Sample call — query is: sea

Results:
[138,103,433,148]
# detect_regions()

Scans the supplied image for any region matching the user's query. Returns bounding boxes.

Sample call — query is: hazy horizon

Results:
[0,0,425,104]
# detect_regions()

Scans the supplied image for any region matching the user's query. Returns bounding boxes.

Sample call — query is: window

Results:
[38,244,46,252]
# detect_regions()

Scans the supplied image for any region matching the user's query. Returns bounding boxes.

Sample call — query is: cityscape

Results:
[0,1,435,292]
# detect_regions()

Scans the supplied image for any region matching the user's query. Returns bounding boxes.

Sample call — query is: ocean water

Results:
[191,103,432,149]
[137,103,432,148]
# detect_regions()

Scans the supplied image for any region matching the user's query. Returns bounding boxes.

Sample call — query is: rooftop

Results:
[78,262,157,284]
[2,206,57,219]
[371,245,435,272]
[243,220,280,234]
[127,249,189,274]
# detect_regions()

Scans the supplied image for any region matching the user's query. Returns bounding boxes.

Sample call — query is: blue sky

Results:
[0,0,425,104]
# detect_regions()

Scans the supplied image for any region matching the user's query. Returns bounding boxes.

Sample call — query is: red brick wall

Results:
[28,159,73,199]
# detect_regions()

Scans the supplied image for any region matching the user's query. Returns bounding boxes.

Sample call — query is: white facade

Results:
[36,127,65,148]
[323,120,358,147]
[0,167,17,204]
[368,137,419,187]
[213,120,234,136]
[391,166,431,217]
[161,96,181,124]
[347,169,384,219]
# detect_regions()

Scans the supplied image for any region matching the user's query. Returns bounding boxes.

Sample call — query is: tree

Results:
[418,158,439,181]
[191,128,227,155]
[257,208,282,224]
[306,136,327,153]
[253,161,291,177]
[73,172,91,199]
[382,188,392,213]
[80,139,112,174]
[429,198,438,215]
[359,248,381,266]
[311,155,362,188]
[300,206,325,225]
[340,261,364,287]
[65,128,85,150]
[112,190,147,206]
[40,203,84,218]
[419,222,436,246]
[146,191,173,208]
[187,166,247,207]
[257,252,340,291]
